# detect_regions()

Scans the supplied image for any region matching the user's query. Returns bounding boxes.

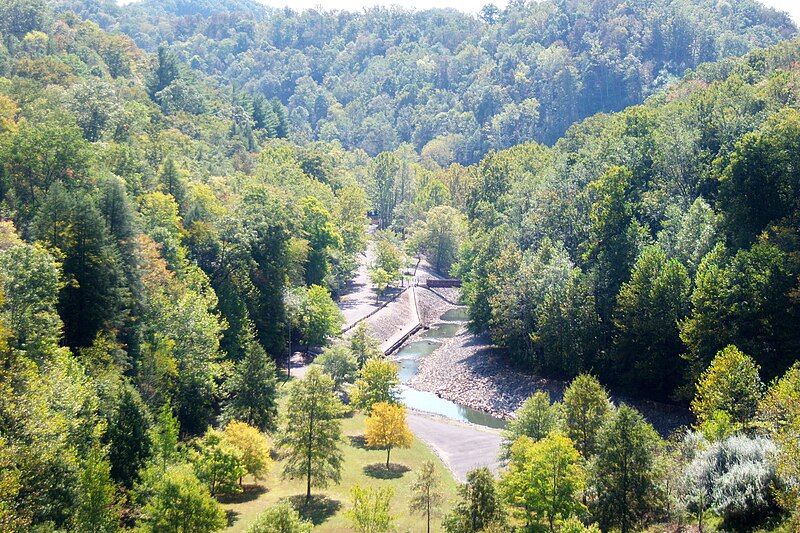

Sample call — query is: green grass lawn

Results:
[221,407,458,532]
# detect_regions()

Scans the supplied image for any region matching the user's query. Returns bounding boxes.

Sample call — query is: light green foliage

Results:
[296,285,344,352]
[148,404,180,469]
[190,429,245,496]
[300,196,343,286]
[407,205,465,274]
[315,344,358,390]
[656,198,719,275]
[74,445,121,533]
[373,153,401,229]
[346,485,395,533]
[758,362,800,434]
[592,405,663,533]
[443,467,506,533]
[137,464,226,533]
[559,517,601,533]
[0,240,64,362]
[501,391,562,458]
[758,364,800,524]
[562,374,612,457]
[691,345,764,429]
[221,421,272,483]
[1,116,89,223]
[351,358,401,412]
[409,461,444,533]
[372,231,405,283]
[246,502,313,533]
[335,183,369,257]
[500,433,586,531]
[277,367,344,502]
[369,267,392,299]
[0,436,28,531]
[350,323,382,368]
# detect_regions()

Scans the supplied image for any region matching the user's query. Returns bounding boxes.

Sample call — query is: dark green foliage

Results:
[459,41,800,402]
[35,186,128,349]
[442,468,505,532]
[94,0,794,163]
[220,331,278,431]
[105,382,152,488]
[592,406,663,533]
[147,46,180,99]
[612,245,691,398]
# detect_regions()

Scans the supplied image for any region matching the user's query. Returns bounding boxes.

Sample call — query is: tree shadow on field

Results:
[217,484,267,504]
[363,462,410,479]
[225,509,240,527]
[349,435,368,449]
[284,494,341,525]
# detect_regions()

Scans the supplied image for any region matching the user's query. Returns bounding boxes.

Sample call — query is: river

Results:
[393,308,507,430]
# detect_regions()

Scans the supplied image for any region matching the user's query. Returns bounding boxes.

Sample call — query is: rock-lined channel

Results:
[394,309,507,430]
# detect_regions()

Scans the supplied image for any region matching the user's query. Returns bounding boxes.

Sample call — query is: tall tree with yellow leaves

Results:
[364,402,413,469]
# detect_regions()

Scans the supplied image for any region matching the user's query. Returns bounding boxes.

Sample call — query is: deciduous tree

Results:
[592,405,663,533]
[500,433,586,531]
[346,485,395,533]
[246,502,312,533]
[277,367,344,503]
[501,391,562,458]
[409,461,444,533]
[351,358,401,412]
[562,374,612,457]
[364,402,413,469]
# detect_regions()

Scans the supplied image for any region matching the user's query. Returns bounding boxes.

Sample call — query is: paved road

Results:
[330,241,504,481]
[407,410,502,482]
[339,240,380,330]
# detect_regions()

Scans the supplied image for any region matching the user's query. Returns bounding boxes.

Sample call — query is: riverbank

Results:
[407,288,692,437]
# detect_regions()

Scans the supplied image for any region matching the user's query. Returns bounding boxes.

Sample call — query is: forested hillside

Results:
[54,0,795,163]
[0,1,378,528]
[1,0,800,531]
[457,40,800,403]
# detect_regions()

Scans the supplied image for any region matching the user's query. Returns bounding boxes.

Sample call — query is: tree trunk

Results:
[386,447,391,469]
[426,497,431,533]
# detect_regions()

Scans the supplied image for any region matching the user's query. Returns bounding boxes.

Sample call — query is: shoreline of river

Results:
[406,283,692,436]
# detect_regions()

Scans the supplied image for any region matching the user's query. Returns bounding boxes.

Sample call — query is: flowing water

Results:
[394,308,507,429]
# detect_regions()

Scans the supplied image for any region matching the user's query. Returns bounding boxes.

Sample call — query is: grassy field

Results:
[221,407,459,532]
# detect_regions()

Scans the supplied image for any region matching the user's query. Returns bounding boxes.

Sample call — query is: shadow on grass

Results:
[225,509,241,527]
[363,463,411,479]
[349,435,368,449]
[217,484,268,504]
[284,494,342,525]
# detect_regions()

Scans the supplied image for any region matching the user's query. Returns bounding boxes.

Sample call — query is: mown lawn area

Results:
[221,405,458,532]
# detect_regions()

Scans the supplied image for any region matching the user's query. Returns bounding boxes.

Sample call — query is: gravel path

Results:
[338,240,381,330]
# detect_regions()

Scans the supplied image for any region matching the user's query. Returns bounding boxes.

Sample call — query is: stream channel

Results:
[393,307,507,429]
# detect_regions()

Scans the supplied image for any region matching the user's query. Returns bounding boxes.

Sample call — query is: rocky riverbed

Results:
[407,289,692,437]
